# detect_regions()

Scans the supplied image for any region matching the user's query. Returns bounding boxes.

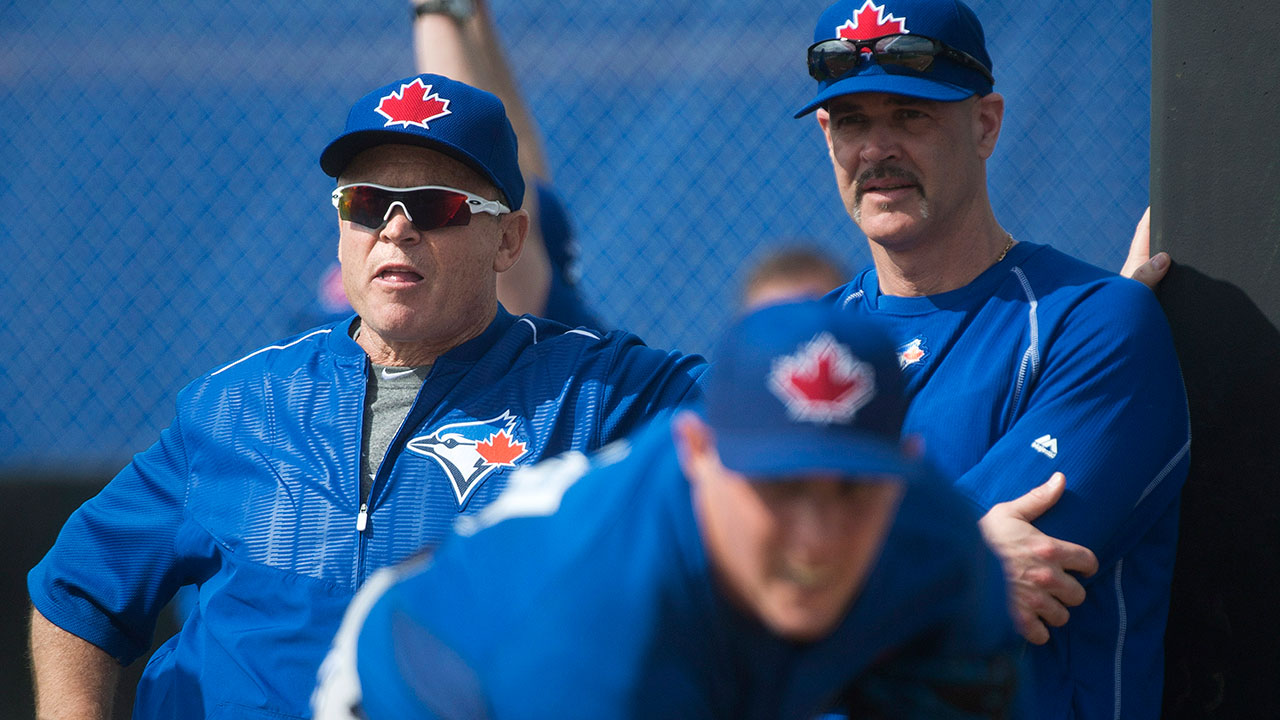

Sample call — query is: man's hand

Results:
[1120,207,1170,290]
[979,473,1099,645]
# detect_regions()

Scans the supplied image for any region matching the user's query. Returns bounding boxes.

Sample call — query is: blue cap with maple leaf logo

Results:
[795,0,994,117]
[320,73,524,210]
[701,300,925,482]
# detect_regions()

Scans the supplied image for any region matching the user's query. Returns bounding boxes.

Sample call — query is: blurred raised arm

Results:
[412,0,552,315]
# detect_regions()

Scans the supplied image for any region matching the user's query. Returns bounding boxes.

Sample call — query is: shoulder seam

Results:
[210,328,332,377]
[517,317,602,346]
[1011,267,1041,408]
[839,288,865,310]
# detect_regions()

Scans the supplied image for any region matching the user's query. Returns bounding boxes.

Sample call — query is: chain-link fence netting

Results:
[0,0,1150,473]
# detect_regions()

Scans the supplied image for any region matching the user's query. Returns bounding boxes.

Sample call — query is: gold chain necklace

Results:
[995,233,1015,264]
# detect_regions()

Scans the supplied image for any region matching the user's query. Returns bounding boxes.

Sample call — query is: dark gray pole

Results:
[1152,2,1280,717]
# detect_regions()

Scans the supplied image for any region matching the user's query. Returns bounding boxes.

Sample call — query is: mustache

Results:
[854,165,922,197]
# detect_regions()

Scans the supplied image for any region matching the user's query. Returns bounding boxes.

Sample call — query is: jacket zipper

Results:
[354,360,436,588]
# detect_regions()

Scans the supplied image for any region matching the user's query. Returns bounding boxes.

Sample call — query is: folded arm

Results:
[958,280,1189,642]
[978,473,1097,644]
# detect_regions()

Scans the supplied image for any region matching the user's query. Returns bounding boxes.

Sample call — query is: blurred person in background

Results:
[412,0,602,329]
[742,244,849,309]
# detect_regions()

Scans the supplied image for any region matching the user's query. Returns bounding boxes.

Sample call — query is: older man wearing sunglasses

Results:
[798,0,1190,717]
[28,73,706,720]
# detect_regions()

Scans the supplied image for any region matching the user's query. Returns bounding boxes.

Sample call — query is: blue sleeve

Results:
[598,334,708,444]
[27,415,192,664]
[954,279,1191,562]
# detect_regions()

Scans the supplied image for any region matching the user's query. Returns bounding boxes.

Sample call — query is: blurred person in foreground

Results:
[798,0,1189,716]
[314,301,1021,720]
[27,72,704,719]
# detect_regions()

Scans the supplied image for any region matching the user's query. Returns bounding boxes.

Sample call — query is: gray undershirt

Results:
[360,362,432,504]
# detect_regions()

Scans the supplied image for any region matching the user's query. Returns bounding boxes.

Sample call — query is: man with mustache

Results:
[27,73,705,719]
[798,0,1190,717]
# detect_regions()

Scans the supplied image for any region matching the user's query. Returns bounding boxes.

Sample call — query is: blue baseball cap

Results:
[795,0,994,117]
[320,73,525,210]
[702,300,922,482]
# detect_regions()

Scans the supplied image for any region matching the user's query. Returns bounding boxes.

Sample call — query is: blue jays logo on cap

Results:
[406,411,530,509]
[837,0,908,39]
[769,331,877,423]
[796,0,995,117]
[320,73,525,210]
[703,301,923,481]
[375,78,453,129]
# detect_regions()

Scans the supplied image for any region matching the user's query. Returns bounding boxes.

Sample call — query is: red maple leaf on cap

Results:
[836,0,908,41]
[476,429,527,466]
[769,332,876,423]
[375,78,452,129]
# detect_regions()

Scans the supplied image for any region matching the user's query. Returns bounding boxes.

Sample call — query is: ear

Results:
[816,107,836,152]
[816,106,831,133]
[672,411,716,484]
[493,209,529,273]
[972,92,1004,160]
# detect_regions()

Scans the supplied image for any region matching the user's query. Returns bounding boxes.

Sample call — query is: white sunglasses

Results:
[331,183,510,231]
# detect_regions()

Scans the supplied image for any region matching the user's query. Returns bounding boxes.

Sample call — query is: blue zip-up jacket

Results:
[29,308,706,719]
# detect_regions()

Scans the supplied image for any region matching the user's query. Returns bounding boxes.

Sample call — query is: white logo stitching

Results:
[379,367,416,380]
[1031,434,1059,459]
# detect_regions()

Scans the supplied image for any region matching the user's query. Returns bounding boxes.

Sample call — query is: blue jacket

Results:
[29,308,706,719]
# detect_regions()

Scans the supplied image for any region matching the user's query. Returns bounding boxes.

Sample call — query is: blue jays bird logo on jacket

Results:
[406,411,529,508]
